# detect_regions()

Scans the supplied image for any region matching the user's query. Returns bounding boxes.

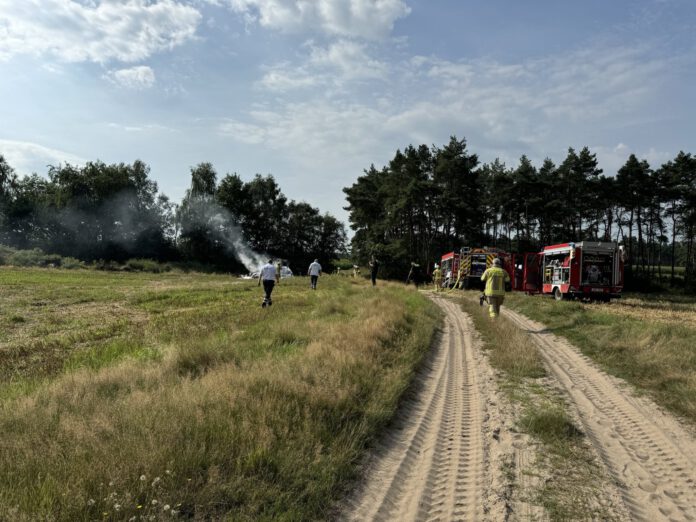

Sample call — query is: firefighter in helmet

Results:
[432,263,443,292]
[480,257,510,318]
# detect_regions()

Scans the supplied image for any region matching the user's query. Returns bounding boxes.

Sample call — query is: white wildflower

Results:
[151,477,161,487]
[114,503,121,511]
[151,499,158,506]
[163,504,170,511]
[87,499,95,506]
[140,474,147,481]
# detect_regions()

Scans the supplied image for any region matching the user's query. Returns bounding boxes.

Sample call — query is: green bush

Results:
[125,258,172,273]
[0,245,15,264]
[7,248,60,267]
[0,245,84,269]
[59,257,85,269]
[93,259,122,271]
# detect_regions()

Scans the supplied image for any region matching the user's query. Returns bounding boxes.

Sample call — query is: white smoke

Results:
[207,210,266,272]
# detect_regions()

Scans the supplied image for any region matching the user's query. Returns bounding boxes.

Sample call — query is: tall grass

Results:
[0,269,439,520]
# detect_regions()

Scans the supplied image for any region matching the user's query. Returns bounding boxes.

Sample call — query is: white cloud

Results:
[218,120,268,144]
[224,41,683,177]
[0,0,201,63]
[104,65,156,89]
[259,39,387,92]
[309,39,387,79]
[221,0,410,40]
[0,140,86,174]
[218,101,386,162]
[106,122,177,132]
[258,62,320,91]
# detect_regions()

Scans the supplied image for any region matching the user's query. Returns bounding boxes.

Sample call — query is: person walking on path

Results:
[258,259,277,307]
[369,257,380,287]
[480,258,510,318]
[308,259,322,290]
[432,263,443,292]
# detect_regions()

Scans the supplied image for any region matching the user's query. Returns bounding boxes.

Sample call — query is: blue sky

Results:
[1,0,695,225]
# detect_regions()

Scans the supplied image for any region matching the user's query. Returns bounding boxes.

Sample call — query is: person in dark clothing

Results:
[369,256,380,287]
[406,262,425,288]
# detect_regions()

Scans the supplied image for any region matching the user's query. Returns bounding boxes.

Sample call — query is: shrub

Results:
[59,257,85,269]
[125,258,172,273]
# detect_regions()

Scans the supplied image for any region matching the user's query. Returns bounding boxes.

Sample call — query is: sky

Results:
[1,0,695,226]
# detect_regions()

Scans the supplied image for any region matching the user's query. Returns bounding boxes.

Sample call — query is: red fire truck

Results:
[440,247,512,289]
[512,241,625,301]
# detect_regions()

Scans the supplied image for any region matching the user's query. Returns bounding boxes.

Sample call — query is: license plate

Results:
[591,288,604,293]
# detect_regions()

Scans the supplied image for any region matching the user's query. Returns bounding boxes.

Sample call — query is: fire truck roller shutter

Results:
[461,255,471,275]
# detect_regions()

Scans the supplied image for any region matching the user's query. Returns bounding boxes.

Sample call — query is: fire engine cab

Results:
[513,242,625,301]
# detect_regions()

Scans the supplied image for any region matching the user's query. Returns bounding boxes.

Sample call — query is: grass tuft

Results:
[519,406,583,446]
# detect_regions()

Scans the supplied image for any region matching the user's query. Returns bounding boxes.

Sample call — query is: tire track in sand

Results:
[504,308,696,522]
[343,297,487,521]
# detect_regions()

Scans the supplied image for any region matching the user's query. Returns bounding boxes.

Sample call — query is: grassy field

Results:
[0,268,439,520]
[456,296,618,520]
[505,291,696,423]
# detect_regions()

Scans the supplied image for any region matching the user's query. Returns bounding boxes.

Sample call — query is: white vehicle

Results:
[241,266,292,279]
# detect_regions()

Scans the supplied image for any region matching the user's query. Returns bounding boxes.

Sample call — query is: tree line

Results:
[0,156,346,273]
[344,136,696,288]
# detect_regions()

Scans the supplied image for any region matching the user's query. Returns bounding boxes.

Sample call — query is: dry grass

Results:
[0,269,439,520]
[599,294,696,327]
[506,292,696,422]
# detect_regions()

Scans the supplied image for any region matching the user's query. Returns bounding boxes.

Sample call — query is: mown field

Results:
[0,268,439,520]
[504,291,696,423]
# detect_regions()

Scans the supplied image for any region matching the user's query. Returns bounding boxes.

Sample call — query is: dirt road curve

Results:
[343,298,490,522]
[504,308,696,522]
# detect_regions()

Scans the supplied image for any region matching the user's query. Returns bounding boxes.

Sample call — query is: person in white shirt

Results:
[307,259,322,290]
[258,259,277,307]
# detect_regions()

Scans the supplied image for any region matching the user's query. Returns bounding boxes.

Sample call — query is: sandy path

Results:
[342,297,494,521]
[504,308,696,522]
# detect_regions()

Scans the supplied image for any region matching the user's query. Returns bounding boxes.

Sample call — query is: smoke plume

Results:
[182,197,266,272]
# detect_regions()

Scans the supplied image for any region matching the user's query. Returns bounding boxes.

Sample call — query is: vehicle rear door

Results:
[523,253,541,293]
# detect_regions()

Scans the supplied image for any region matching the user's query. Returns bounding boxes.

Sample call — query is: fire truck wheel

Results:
[553,287,564,301]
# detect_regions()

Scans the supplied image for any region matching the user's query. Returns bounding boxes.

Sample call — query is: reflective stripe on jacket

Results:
[481,267,510,296]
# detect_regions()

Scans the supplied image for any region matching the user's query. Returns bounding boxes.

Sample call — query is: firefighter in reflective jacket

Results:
[480,258,510,318]
[456,264,466,289]
[432,264,442,292]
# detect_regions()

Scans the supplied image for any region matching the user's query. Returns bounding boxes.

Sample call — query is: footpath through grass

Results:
[505,292,696,423]
[456,294,618,520]
[0,268,439,520]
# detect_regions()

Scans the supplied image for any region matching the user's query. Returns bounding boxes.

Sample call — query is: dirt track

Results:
[342,297,495,521]
[504,308,696,522]
[343,297,696,521]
